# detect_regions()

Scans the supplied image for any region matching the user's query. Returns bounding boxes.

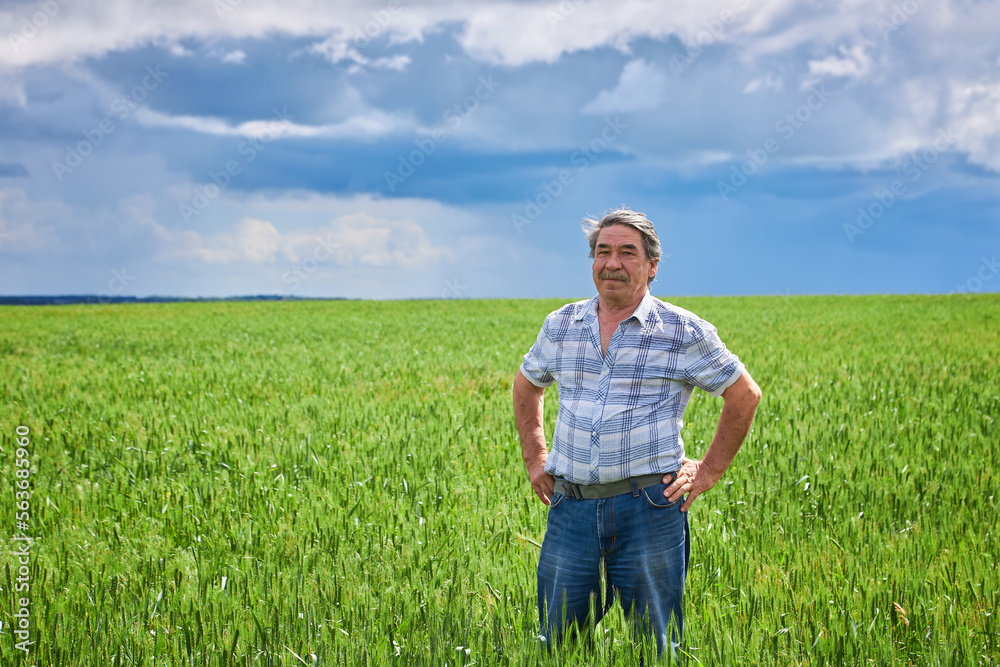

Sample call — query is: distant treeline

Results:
[0,295,355,306]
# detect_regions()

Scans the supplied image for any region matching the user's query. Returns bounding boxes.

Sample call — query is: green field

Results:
[1,295,998,665]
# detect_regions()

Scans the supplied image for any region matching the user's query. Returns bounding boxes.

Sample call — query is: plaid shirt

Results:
[520,291,745,485]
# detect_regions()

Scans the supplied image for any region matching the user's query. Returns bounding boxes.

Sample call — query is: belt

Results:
[553,472,676,500]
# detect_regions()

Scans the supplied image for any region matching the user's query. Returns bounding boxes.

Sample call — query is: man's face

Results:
[592,224,657,307]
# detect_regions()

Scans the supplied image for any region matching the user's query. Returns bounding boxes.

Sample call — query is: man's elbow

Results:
[724,371,762,408]
[512,369,527,399]
[513,369,542,402]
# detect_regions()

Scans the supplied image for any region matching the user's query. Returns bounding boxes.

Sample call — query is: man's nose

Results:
[606,252,622,268]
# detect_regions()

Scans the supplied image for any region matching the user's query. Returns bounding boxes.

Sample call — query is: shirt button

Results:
[591,430,597,436]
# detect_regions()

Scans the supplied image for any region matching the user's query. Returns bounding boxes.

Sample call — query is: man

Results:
[512,207,761,658]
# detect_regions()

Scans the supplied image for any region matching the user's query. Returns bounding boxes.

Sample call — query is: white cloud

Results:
[454,1,740,66]
[221,49,246,64]
[369,54,410,71]
[0,0,432,68]
[168,43,194,58]
[169,213,450,268]
[0,188,68,253]
[0,184,495,297]
[0,0,987,78]
[282,213,448,267]
[805,44,871,85]
[2,0,1000,177]
[307,36,410,72]
[948,80,1000,171]
[743,72,783,93]
[139,192,457,269]
[0,0,762,69]
[179,217,280,264]
[134,106,414,140]
[582,58,668,114]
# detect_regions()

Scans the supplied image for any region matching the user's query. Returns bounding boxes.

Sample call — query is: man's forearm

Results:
[702,384,760,475]
[513,372,547,464]
[513,370,554,504]
[665,370,762,510]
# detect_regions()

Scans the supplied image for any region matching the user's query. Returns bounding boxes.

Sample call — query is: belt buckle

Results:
[566,481,584,500]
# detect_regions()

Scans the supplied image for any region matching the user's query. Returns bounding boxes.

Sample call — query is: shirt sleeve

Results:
[683,318,745,397]
[520,317,557,388]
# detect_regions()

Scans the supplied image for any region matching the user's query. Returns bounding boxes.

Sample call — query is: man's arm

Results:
[663,370,762,512]
[512,369,555,505]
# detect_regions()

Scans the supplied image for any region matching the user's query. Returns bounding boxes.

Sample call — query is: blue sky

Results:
[1,0,999,299]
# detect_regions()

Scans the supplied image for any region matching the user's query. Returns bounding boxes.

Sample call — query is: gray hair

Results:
[582,208,662,280]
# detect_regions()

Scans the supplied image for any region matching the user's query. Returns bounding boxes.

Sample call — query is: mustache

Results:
[599,272,629,282]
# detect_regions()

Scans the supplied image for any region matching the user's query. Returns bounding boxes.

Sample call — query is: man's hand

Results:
[663,457,725,512]
[526,454,555,506]
[661,370,762,512]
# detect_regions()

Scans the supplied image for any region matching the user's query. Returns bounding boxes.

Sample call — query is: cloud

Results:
[110,189,460,271]
[314,213,448,267]
[181,217,281,264]
[582,58,668,114]
[805,44,871,86]
[220,49,246,64]
[134,106,413,140]
[743,72,783,93]
[0,0,429,68]
[168,43,194,58]
[0,188,64,254]
[168,212,449,269]
[948,80,1000,171]
[0,0,760,69]
[307,36,411,72]
[454,1,710,66]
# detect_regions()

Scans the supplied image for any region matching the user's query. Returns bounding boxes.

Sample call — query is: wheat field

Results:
[1,294,998,665]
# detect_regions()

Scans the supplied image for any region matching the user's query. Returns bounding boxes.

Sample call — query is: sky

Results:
[1,0,999,300]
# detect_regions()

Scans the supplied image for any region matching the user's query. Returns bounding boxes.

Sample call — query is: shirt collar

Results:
[631,290,656,325]
[575,295,599,322]
[575,290,654,324]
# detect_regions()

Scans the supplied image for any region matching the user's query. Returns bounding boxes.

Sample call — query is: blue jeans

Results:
[537,479,690,658]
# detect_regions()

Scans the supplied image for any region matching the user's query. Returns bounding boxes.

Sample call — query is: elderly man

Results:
[512,208,761,657]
